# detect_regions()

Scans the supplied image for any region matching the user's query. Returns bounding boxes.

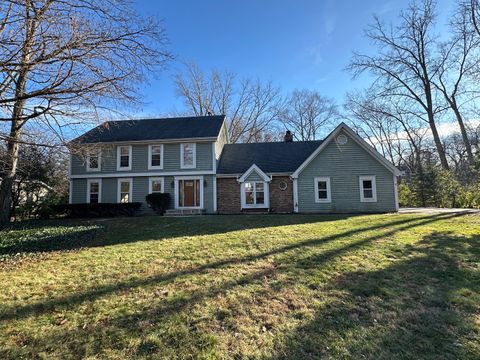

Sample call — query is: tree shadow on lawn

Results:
[0,212,460,323]
[0,214,354,256]
[1,212,473,359]
[269,230,480,359]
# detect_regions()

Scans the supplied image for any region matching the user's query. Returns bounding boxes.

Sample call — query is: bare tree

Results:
[174,62,283,143]
[0,0,170,224]
[279,89,337,141]
[345,90,428,169]
[433,7,479,165]
[347,0,450,170]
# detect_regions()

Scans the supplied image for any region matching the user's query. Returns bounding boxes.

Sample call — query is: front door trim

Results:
[174,176,204,209]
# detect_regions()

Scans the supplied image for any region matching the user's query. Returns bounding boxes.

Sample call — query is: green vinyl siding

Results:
[244,171,265,182]
[71,179,87,204]
[71,175,215,213]
[71,142,214,175]
[297,130,396,213]
[102,178,117,203]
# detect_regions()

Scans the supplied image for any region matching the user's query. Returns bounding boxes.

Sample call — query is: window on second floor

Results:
[117,145,132,171]
[148,144,163,169]
[180,143,196,169]
[86,151,101,172]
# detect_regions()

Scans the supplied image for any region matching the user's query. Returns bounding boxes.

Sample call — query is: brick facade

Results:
[217,177,241,214]
[269,176,294,213]
[216,176,294,214]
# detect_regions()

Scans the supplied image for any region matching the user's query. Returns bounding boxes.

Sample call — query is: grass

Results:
[0,213,479,359]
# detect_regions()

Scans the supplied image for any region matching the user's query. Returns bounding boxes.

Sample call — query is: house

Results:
[69,115,400,214]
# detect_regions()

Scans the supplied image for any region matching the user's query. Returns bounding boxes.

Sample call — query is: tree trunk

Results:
[0,123,22,225]
[450,99,475,165]
[427,112,449,170]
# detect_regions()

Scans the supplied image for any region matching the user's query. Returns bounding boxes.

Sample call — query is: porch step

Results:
[164,209,205,217]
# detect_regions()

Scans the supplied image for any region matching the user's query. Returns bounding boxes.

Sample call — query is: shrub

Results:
[52,203,142,218]
[145,193,170,214]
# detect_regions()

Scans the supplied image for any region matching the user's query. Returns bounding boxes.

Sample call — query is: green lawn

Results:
[0,213,479,359]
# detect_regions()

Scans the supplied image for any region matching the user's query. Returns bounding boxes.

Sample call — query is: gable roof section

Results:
[238,164,271,182]
[216,140,323,175]
[291,122,401,177]
[71,115,226,144]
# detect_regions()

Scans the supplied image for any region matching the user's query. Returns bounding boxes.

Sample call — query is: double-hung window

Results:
[117,145,132,170]
[180,143,196,169]
[87,179,101,203]
[242,181,267,208]
[118,178,132,203]
[149,177,164,194]
[148,144,163,169]
[86,151,101,171]
[359,176,377,202]
[314,177,331,203]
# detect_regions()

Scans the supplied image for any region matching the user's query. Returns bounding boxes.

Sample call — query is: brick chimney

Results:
[284,130,293,142]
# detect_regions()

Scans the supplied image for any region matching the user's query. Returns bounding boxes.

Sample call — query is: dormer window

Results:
[86,150,101,172]
[180,143,196,169]
[148,144,163,169]
[117,145,132,171]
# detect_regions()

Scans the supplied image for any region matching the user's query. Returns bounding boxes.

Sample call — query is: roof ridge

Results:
[103,115,226,123]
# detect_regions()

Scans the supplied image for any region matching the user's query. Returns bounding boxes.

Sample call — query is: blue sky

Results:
[132,0,454,117]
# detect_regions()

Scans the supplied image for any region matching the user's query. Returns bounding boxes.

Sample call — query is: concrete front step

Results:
[164,209,204,216]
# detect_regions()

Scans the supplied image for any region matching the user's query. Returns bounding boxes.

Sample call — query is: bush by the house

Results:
[53,203,142,218]
[145,193,171,214]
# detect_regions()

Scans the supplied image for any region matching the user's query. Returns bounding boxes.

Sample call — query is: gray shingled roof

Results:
[72,115,225,144]
[217,140,323,174]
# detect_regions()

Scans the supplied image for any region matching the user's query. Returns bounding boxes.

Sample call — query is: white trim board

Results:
[291,122,401,178]
[238,164,271,183]
[86,178,102,203]
[147,144,164,170]
[116,145,132,171]
[148,177,165,194]
[174,175,204,210]
[70,170,215,179]
[180,143,197,169]
[314,176,331,203]
[117,178,133,203]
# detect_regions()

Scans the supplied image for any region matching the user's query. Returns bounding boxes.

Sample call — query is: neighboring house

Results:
[69,115,400,214]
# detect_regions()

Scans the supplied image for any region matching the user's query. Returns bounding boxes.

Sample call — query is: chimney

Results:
[284,130,293,142]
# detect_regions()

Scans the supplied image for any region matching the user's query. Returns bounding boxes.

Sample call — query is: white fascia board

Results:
[291,122,401,178]
[238,164,271,182]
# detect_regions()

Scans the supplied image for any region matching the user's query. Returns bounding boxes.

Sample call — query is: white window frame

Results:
[117,178,133,203]
[148,144,164,170]
[148,177,164,194]
[174,176,204,209]
[117,145,132,171]
[240,181,269,209]
[314,176,331,203]
[180,143,196,169]
[86,150,101,172]
[359,175,377,202]
[86,179,102,203]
